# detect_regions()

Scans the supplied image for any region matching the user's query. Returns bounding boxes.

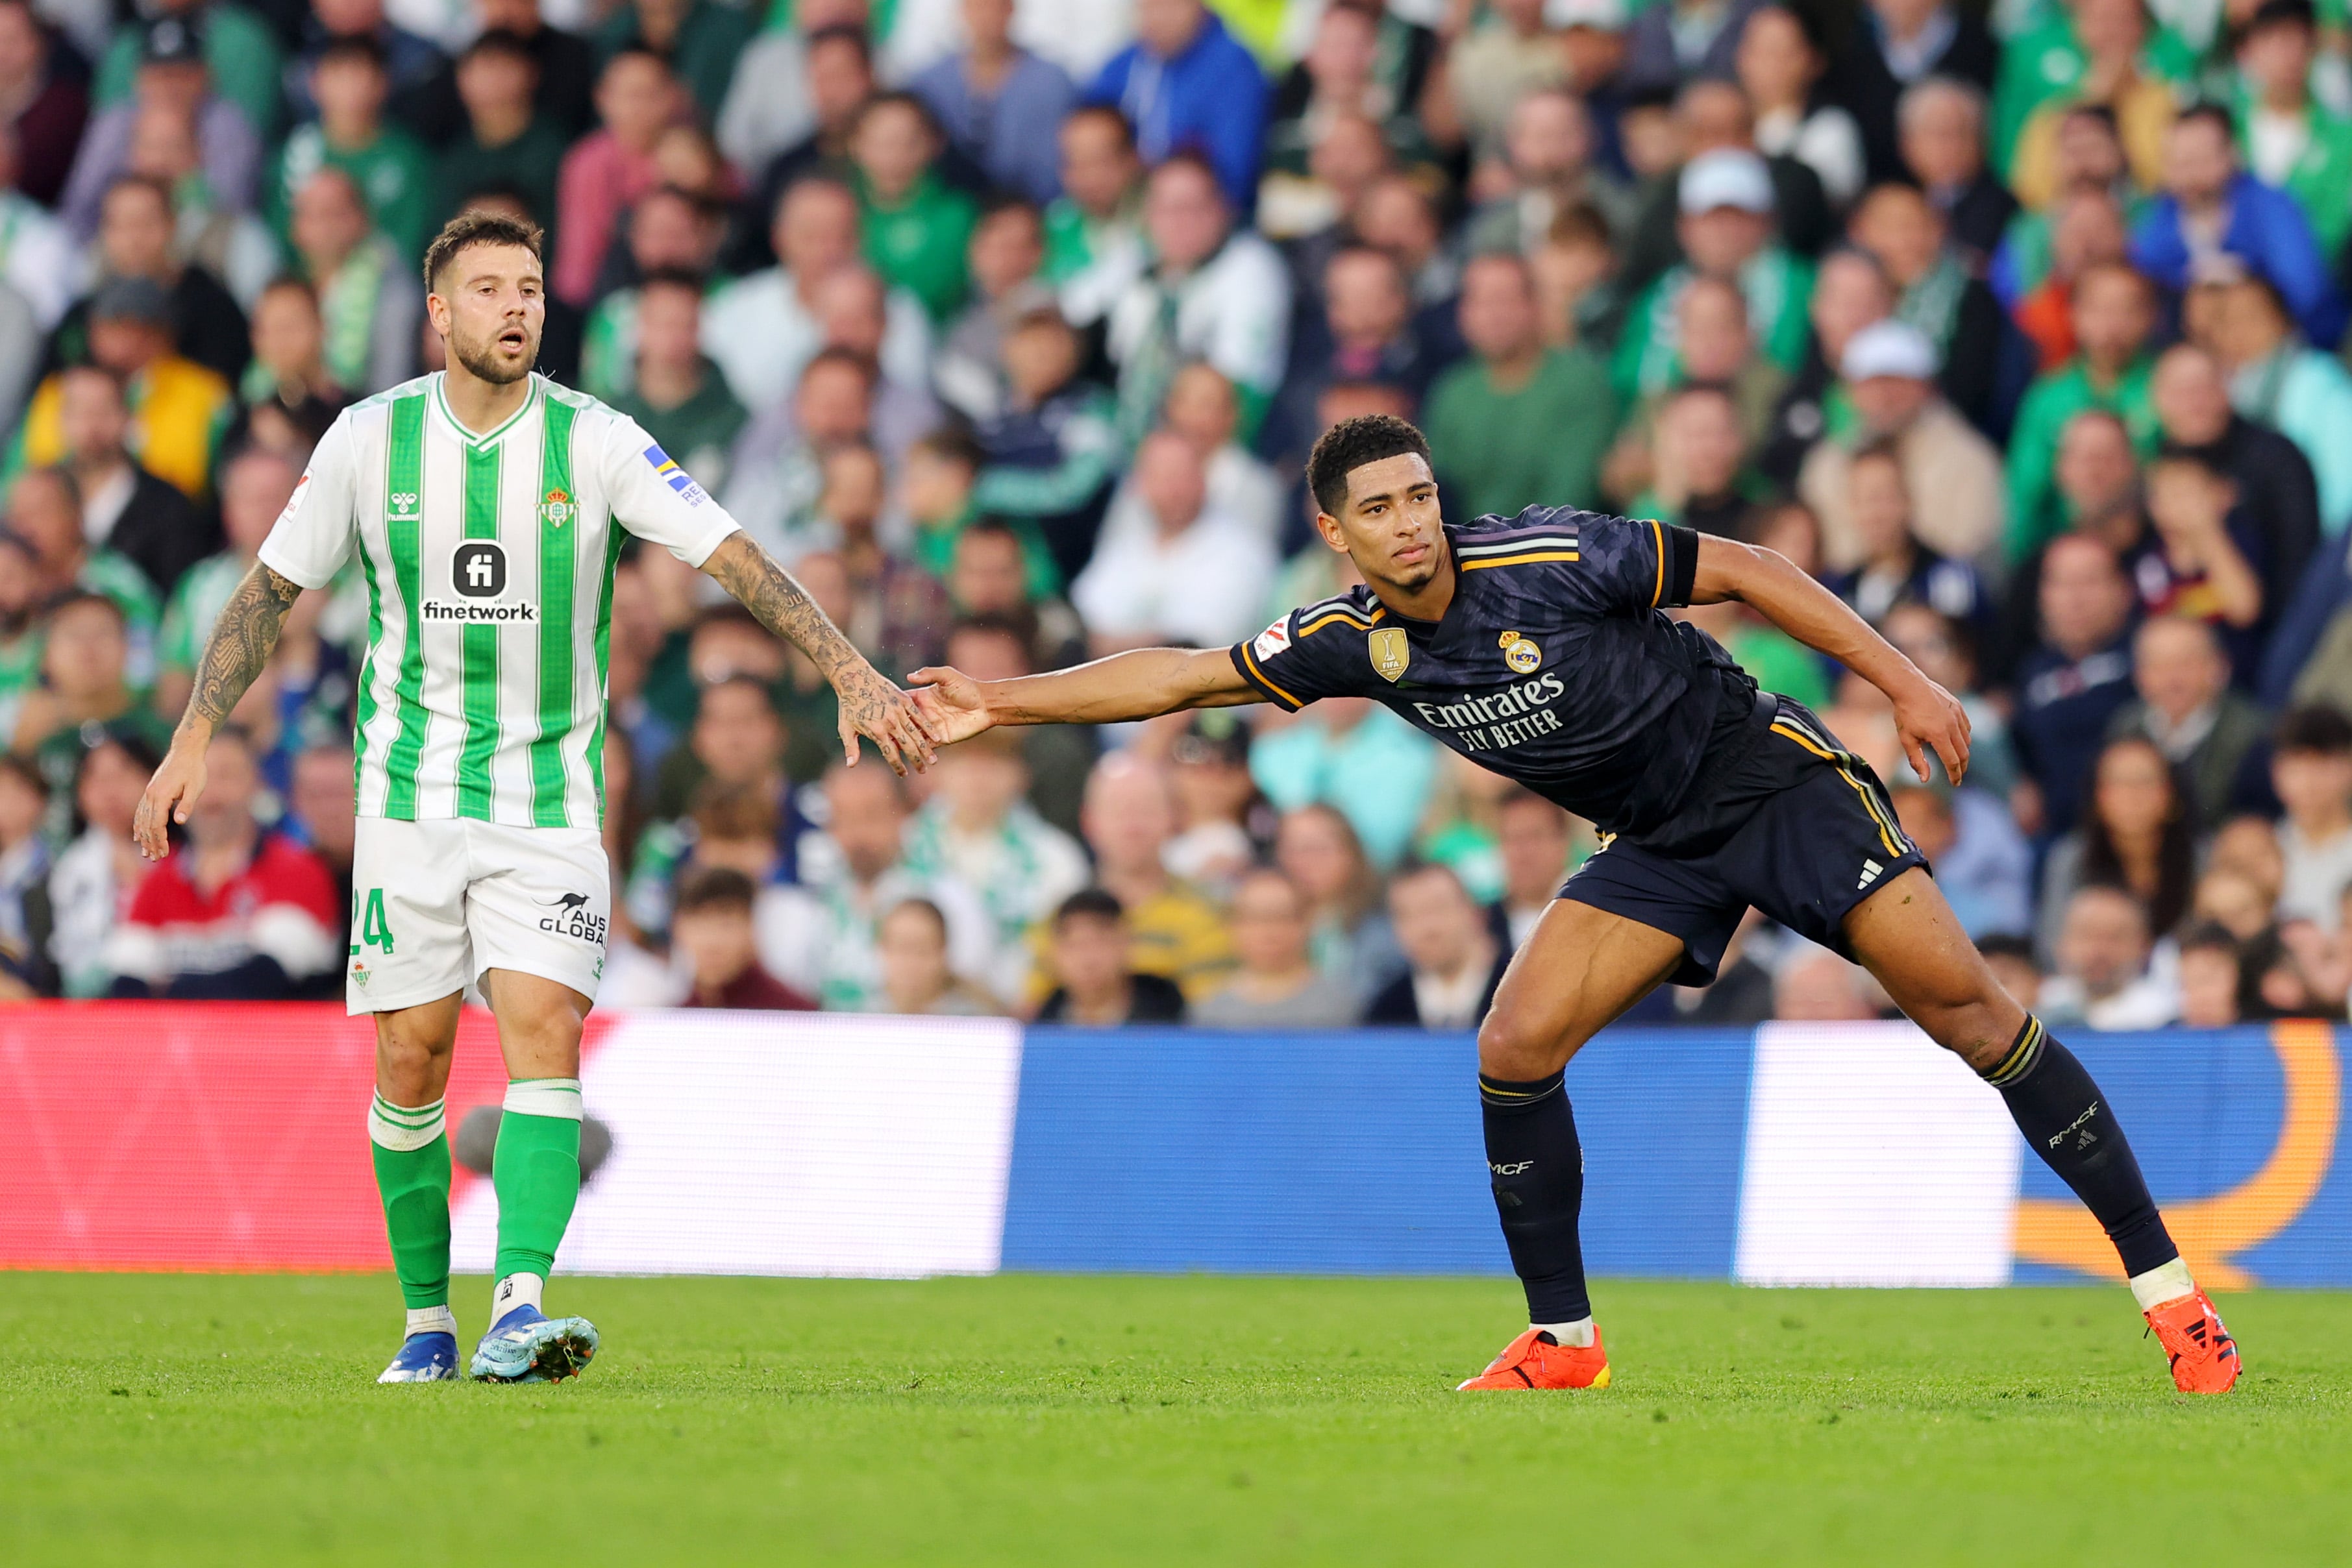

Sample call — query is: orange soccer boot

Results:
[1457,1327,1611,1391]
[2145,1290,2240,1395]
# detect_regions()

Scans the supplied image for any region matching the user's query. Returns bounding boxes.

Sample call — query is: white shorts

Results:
[345,817,611,1014]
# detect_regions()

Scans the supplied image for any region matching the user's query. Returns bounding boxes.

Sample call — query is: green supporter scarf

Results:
[316,238,390,393]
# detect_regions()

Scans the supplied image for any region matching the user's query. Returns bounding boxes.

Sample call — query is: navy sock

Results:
[1480,1071,1591,1323]
[1983,1016,2178,1277]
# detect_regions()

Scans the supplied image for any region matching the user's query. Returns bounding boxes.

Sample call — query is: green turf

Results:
[0,1273,2344,1565]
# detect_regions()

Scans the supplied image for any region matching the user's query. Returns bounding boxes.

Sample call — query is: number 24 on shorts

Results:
[352,888,396,956]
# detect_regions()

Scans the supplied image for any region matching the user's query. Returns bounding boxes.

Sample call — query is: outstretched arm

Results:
[908,646,1257,743]
[699,532,939,774]
[1690,534,1971,784]
[133,561,303,858]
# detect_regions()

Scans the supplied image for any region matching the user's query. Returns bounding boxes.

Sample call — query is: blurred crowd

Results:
[9,0,2352,1029]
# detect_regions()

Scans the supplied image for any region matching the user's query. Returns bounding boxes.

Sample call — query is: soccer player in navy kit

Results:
[909,415,2241,1395]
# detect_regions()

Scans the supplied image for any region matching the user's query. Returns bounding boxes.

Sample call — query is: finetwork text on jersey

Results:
[423,600,539,621]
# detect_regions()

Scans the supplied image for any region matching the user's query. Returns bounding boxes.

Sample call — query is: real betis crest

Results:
[541,487,575,528]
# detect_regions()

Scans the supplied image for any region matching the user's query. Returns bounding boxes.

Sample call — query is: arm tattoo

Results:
[181,562,302,734]
[703,533,863,680]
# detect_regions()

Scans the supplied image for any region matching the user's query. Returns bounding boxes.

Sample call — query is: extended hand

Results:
[832,661,940,776]
[1891,676,1971,787]
[904,666,998,746]
[132,742,208,860]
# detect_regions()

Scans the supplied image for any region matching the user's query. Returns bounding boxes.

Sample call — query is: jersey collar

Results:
[429,371,542,449]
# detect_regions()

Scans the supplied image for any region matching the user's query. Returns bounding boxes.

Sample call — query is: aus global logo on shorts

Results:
[539,891,608,946]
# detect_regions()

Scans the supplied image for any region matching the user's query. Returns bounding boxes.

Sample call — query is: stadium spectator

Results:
[2131,104,2338,347]
[1831,0,1999,189]
[2206,265,2352,533]
[1025,750,1226,1008]
[1249,694,1439,872]
[1042,103,1145,328]
[575,187,728,400]
[104,726,338,999]
[1069,428,1274,654]
[1602,274,1782,509]
[1461,86,1631,260]
[1738,6,1863,211]
[1034,885,1188,1025]
[0,751,48,996]
[268,34,430,260]
[434,31,567,242]
[1163,715,1256,896]
[1423,251,1615,521]
[1363,861,1504,1029]
[1273,801,1395,1002]
[2005,262,2158,559]
[1899,76,2012,266]
[2136,451,2266,674]
[2011,533,2138,836]
[1193,865,1361,1028]
[1617,149,1811,400]
[2037,735,2200,960]
[2000,188,2130,376]
[910,0,1074,207]
[1998,0,2187,203]
[605,269,746,496]
[287,164,420,398]
[2106,617,2273,832]
[1105,153,1290,445]
[673,866,819,1011]
[241,276,348,457]
[703,177,932,417]
[1977,931,2043,1011]
[155,445,295,719]
[1824,439,1986,632]
[2149,341,2320,631]
[2232,0,2352,257]
[971,302,1118,585]
[764,757,994,1012]
[847,92,978,327]
[0,0,87,208]
[900,726,1087,1001]
[0,138,70,337]
[551,49,675,308]
[715,0,866,178]
[1095,361,1281,553]
[2270,705,2352,931]
[1759,244,1893,482]
[287,742,356,920]
[2175,920,2244,1028]
[1083,0,1267,213]
[935,615,1092,837]
[47,732,153,998]
[62,14,264,243]
[932,196,1049,423]
[1773,949,1881,1021]
[873,895,1000,1016]
[1494,789,1577,951]
[53,365,211,598]
[58,175,247,387]
[2039,883,2179,1029]
[16,276,234,503]
[1890,779,2033,938]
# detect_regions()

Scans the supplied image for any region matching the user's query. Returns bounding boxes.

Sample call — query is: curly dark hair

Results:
[1305,413,1432,517]
[421,209,544,292]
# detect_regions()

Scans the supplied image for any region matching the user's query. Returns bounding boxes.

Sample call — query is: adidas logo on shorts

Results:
[1856,858,1885,891]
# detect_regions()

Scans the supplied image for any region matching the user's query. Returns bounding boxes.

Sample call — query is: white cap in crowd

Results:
[1548,0,1630,28]
[1840,319,1940,383]
[1678,149,1776,217]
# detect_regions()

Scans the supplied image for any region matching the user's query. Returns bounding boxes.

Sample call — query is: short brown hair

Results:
[422,209,544,292]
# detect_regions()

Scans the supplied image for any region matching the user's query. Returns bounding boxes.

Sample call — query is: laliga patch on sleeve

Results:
[643,443,709,506]
[274,473,310,527]
[1251,617,1291,662]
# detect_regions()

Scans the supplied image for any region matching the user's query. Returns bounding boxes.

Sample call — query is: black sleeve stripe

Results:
[1230,642,1306,711]
[1663,524,1701,609]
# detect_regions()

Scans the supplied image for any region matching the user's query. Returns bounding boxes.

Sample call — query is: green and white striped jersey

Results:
[258,372,739,827]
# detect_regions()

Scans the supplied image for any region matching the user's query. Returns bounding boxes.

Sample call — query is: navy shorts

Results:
[1558,697,1926,986]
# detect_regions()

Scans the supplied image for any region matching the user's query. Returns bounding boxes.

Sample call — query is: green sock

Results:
[491,1079,584,1282]
[368,1094,452,1310]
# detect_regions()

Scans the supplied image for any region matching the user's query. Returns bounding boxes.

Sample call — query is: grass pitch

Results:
[1,1274,2345,1566]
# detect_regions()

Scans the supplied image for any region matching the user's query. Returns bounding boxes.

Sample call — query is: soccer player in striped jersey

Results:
[908,414,2240,1396]
[132,212,939,1385]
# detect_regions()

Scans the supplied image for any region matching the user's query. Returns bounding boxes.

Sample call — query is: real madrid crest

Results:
[541,487,575,528]
[1368,627,1411,683]
[1500,630,1542,674]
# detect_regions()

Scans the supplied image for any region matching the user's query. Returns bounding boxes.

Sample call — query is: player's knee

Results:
[1476,999,1578,1080]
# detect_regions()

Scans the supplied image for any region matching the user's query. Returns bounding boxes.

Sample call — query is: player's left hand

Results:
[1890,675,1971,786]
[833,663,941,776]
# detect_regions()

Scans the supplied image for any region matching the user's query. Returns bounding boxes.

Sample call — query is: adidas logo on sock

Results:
[1856,857,1884,891]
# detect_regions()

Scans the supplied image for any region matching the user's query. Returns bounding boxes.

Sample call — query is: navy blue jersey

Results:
[1230,508,1763,841]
